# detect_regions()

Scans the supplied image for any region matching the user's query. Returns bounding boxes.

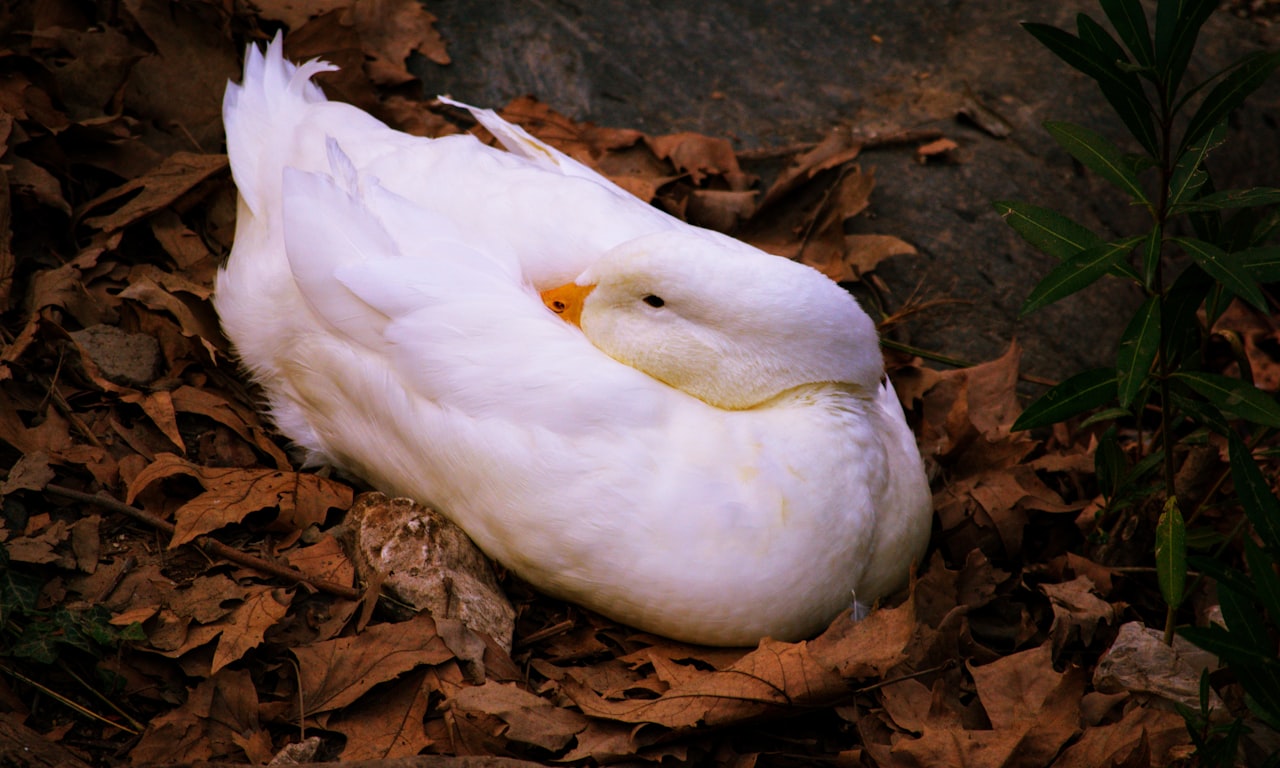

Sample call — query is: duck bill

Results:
[541,282,595,327]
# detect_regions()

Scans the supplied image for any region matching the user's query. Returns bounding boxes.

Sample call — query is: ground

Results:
[1,1,1279,766]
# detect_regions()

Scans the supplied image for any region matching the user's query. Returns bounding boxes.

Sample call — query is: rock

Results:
[69,323,161,386]
[1093,620,1223,713]
[336,492,516,651]
[413,2,1280,380]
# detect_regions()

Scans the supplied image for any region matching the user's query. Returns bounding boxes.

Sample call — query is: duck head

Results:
[542,231,884,409]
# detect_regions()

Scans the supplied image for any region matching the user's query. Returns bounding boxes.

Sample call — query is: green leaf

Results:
[1177,371,1280,428]
[1172,237,1267,312]
[1156,496,1187,609]
[1181,50,1280,156]
[1189,553,1258,598]
[1243,246,1280,283]
[1116,294,1161,408]
[1184,526,1228,550]
[1021,236,1144,315]
[1229,432,1280,550]
[1100,0,1154,67]
[1024,22,1147,103]
[1141,224,1162,290]
[1012,367,1117,431]
[1095,426,1126,500]
[1243,538,1280,626]
[1171,391,1232,436]
[1171,186,1280,214]
[1220,580,1272,654]
[1167,122,1225,210]
[1179,625,1280,669]
[1076,14,1160,154]
[1154,0,1219,101]
[1045,121,1149,204]
[1081,406,1135,427]
[993,201,1105,261]
[1163,265,1211,367]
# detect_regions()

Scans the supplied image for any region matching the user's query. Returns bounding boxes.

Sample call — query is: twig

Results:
[853,660,954,694]
[0,664,139,735]
[58,660,146,732]
[516,619,577,648]
[736,127,947,161]
[879,338,1059,387]
[45,484,362,600]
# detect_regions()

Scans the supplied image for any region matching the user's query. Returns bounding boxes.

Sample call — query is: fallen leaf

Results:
[348,0,450,84]
[133,668,271,763]
[291,612,454,714]
[646,131,744,185]
[124,453,350,547]
[211,586,292,673]
[1039,575,1120,656]
[326,668,434,759]
[563,597,915,729]
[80,151,228,232]
[450,681,588,751]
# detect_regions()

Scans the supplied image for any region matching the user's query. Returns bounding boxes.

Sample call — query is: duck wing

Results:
[279,148,668,429]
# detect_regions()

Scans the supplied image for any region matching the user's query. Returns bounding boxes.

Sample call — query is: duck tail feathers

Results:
[224,31,337,216]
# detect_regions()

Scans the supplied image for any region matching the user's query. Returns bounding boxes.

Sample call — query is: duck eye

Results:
[642,295,665,308]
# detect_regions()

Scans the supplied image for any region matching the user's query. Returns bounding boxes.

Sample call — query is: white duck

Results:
[216,34,932,646]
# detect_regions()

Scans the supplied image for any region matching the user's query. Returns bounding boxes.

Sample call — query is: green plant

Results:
[1,543,146,728]
[995,0,1280,735]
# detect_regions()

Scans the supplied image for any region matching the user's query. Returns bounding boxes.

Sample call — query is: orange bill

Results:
[540,282,595,327]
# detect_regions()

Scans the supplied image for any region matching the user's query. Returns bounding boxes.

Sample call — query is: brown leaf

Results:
[81,151,227,233]
[646,131,742,185]
[1039,575,1120,656]
[919,341,1028,462]
[284,534,356,588]
[120,0,240,153]
[915,137,960,164]
[36,25,141,121]
[68,515,100,573]
[117,264,221,356]
[348,0,450,85]
[1054,704,1187,767]
[842,234,917,278]
[563,598,915,729]
[758,126,864,211]
[0,450,55,495]
[251,0,352,29]
[327,669,434,759]
[170,574,247,624]
[450,681,588,752]
[129,668,266,763]
[969,644,1062,731]
[6,517,71,566]
[169,385,292,470]
[11,156,71,216]
[150,210,215,270]
[124,453,352,547]
[888,649,1085,768]
[211,586,292,673]
[291,612,454,714]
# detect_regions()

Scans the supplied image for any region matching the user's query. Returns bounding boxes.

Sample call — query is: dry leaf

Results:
[450,681,588,751]
[291,612,454,714]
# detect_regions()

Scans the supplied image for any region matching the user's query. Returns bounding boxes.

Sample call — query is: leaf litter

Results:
[0,1,1276,766]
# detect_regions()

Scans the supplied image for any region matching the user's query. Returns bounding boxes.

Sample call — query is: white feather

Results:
[216,34,933,646]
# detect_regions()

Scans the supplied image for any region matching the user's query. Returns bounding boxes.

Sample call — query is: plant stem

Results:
[1155,77,1179,646]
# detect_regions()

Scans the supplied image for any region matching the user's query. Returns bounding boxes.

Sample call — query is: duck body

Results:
[217,35,932,646]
